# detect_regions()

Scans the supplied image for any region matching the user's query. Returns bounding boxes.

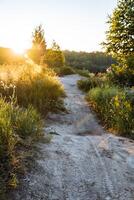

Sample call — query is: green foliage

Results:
[103,0,134,86]
[77,74,108,92]
[86,86,134,138]
[0,98,43,194]
[103,0,134,61]
[107,62,134,86]
[55,66,75,76]
[28,25,47,64]
[64,50,115,72]
[13,105,43,139]
[0,99,15,159]
[75,69,90,77]
[45,41,65,68]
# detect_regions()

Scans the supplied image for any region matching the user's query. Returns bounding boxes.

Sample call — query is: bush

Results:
[86,86,134,138]
[12,105,43,139]
[75,69,90,77]
[77,74,107,92]
[107,63,134,87]
[55,66,75,76]
[0,63,65,115]
[0,98,43,196]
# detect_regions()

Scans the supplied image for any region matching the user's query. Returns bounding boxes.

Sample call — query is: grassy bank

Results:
[0,98,43,198]
[0,62,65,198]
[77,74,134,138]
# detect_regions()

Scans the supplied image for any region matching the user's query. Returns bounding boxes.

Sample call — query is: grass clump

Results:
[86,86,134,138]
[77,74,107,92]
[12,105,43,139]
[0,98,43,197]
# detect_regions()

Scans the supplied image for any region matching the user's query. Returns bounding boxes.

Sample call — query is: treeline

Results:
[64,50,116,73]
[0,48,116,74]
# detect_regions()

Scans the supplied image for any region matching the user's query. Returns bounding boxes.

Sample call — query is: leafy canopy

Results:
[104,0,134,62]
[45,40,65,68]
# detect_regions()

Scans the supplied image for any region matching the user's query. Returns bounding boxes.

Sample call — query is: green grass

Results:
[77,74,107,92]
[0,98,43,197]
[86,86,134,138]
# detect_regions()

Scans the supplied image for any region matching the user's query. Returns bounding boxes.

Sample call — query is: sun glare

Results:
[12,46,26,55]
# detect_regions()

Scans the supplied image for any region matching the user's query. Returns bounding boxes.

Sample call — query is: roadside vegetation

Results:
[0,25,65,198]
[87,86,134,138]
[77,73,107,92]
[55,66,75,76]
[0,63,65,115]
[78,0,134,139]
[0,95,43,198]
[78,73,134,139]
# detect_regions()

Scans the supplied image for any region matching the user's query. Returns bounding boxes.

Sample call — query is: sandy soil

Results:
[12,75,134,200]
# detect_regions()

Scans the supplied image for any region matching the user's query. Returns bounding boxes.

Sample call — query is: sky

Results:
[0,0,117,53]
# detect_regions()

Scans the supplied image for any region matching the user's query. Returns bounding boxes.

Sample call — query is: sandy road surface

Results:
[13,75,134,200]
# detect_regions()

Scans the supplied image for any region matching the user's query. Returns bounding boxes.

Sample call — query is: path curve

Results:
[13,75,134,200]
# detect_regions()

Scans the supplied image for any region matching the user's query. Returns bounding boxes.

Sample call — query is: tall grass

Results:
[0,62,65,115]
[77,74,107,92]
[86,86,134,138]
[0,97,43,197]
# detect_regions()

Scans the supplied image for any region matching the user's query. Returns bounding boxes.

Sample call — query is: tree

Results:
[103,0,134,86]
[45,40,65,68]
[103,0,134,62]
[28,25,47,64]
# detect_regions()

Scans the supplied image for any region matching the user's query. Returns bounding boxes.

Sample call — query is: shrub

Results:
[12,105,43,139]
[75,69,90,77]
[77,74,107,92]
[44,42,65,68]
[86,86,134,138]
[107,62,134,87]
[0,99,16,160]
[0,98,43,194]
[55,66,75,76]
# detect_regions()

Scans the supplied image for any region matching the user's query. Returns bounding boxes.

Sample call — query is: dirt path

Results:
[13,75,134,200]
